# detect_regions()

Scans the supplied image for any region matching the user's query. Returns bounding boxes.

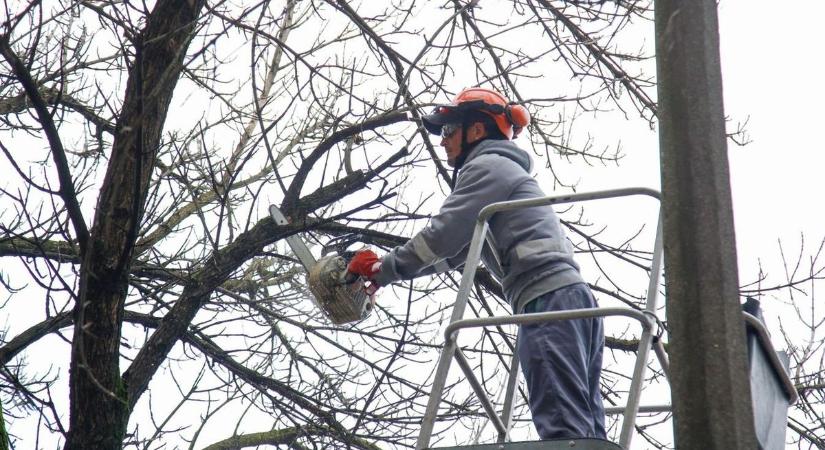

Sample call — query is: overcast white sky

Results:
[719,0,824,319]
[527,1,825,323]
[566,0,825,300]
[721,2,824,243]
[533,6,825,445]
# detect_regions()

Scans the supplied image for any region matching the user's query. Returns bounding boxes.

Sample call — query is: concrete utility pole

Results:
[654,1,758,449]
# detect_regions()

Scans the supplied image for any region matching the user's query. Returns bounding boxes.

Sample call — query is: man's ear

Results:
[466,121,488,143]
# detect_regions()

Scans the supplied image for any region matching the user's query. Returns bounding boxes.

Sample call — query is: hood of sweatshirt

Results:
[462,139,533,173]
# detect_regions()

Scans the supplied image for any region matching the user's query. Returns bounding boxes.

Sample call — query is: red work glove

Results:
[347,249,382,295]
[347,249,382,278]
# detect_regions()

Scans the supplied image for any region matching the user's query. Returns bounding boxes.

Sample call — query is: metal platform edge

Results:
[429,438,622,450]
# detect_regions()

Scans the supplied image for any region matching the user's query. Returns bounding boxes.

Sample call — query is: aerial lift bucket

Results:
[414,188,798,450]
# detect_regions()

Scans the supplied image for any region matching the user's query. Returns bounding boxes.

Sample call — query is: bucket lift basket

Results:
[415,187,797,450]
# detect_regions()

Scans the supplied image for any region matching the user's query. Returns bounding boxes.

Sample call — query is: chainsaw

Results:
[269,205,374,325]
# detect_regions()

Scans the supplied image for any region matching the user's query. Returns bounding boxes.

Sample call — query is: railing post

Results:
[416,221,489,450]
[497,350,520,443]
[416,188,662,448]
[618,214,664,449]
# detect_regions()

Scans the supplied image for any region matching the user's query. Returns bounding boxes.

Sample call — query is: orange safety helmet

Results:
[422,87,530,140]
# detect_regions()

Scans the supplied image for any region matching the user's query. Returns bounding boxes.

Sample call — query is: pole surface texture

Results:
[655,1,758,449]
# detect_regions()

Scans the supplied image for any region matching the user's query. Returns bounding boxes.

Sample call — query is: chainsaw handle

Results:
[339,250,357,260]
[341,269,359,284]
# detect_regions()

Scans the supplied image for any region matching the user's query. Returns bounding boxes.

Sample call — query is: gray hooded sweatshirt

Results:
[373,139,583,312]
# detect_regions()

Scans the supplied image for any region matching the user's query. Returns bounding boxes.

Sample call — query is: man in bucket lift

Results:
[347,87,606,440]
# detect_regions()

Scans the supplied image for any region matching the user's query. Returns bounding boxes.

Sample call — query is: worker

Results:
[347,87,606,440]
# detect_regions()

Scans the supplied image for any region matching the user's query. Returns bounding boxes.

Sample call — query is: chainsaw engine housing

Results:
[307,254,373,325]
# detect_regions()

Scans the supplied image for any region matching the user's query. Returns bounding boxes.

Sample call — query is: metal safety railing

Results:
[416,188,669,450]
[415,186,799,450]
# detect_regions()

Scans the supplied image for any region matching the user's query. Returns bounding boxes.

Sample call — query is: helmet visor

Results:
[421,106,462,135]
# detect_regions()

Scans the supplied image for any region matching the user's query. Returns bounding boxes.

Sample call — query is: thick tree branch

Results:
[0,237,79,263]
[0,87,116,134]
[0,38,90,255]
[0,313,73,366]
[281,112,409,213]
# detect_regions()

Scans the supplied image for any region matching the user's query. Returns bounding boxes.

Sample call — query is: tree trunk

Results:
[64,1,205,448]
[0,398,9,450]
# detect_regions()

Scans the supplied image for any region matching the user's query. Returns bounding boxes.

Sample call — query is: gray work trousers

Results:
[517,283,607,439]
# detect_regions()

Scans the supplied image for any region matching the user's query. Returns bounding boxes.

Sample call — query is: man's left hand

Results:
[347,249,382,293]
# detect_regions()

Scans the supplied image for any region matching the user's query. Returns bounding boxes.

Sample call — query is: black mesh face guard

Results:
[422,100,507,135]
[445,101,507,117]
[422,106,460,134]
[459,99,505,115]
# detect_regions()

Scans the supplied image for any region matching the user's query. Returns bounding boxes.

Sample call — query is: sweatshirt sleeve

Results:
[373,155,515,287]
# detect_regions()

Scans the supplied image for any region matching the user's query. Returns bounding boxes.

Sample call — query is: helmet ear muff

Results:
[507,104,530,138]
